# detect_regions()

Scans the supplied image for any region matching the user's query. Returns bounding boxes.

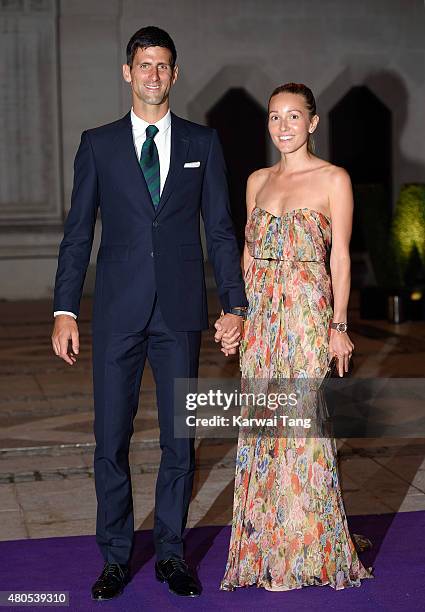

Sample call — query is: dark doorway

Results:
[329,86,392,254]
[207,88,268,251]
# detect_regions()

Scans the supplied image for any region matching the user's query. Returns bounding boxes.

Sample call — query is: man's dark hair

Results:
[126,26,177,68]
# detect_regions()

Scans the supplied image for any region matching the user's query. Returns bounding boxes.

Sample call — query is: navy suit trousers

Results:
[92,295,201,564]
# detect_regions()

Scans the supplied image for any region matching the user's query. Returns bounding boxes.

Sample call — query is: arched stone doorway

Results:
[329,86,392,254]
[206,88,268,250]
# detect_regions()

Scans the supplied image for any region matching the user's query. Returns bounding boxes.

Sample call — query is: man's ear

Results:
[122,63,132,84]
[172,64,179,85]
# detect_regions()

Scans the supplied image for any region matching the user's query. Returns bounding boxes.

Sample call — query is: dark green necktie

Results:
[139,124,160,207]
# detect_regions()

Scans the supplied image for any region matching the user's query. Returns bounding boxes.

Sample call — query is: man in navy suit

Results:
[51,26,247,600]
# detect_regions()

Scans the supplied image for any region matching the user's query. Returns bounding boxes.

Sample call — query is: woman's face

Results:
[268,92,318,154]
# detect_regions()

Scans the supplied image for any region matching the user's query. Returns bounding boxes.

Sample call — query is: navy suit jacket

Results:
[53,112,247,332]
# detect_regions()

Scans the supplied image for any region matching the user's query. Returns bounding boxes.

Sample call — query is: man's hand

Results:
[51,315,80,365]
[220,327,242,356]
[214,313,243,357]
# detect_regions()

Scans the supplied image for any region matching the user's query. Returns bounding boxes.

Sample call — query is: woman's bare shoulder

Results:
[321,162,351,185]
[247,167,272,190]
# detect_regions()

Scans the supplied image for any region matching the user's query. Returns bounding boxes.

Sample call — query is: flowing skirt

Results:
[220,259,373,591]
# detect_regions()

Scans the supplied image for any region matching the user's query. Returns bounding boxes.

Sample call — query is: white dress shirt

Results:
[54,108,172,320]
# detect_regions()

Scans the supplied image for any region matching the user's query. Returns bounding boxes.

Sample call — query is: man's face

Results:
[122,46,178,106]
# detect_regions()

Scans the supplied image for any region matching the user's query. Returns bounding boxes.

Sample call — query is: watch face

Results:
[337,323,347,332]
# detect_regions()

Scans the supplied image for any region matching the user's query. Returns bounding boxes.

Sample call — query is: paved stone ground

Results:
[1,289,424,540]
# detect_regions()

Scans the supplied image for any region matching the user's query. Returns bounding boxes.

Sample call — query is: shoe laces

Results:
[102,563,125,580]
[165,558,188,575]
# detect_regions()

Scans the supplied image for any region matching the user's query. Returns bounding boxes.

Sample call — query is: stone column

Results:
[0,0,61,227]
[0,0,63,297]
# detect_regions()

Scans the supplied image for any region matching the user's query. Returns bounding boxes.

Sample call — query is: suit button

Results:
[150,251,154,258]
[153,221,159,227]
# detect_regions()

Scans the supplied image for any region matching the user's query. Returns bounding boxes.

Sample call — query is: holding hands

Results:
[214,312,244,357]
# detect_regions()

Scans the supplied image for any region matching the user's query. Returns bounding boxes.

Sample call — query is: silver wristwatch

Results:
[229,306,248,320]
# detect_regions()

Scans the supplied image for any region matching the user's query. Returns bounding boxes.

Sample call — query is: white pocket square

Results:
[184,161,201,168]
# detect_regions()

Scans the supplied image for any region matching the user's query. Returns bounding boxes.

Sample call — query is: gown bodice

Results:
[246,206,332,263]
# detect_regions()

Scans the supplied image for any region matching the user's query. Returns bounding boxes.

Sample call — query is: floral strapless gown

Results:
[220,207,373,591]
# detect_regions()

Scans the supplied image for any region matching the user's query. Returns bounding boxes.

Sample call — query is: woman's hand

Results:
[328,330,354,376]
[220,326,241,356]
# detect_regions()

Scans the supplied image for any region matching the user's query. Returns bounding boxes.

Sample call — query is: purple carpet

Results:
[0,511,423,611]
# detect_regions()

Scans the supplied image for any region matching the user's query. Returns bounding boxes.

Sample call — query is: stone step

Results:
[1,438,424,483]
[0,439,237,483]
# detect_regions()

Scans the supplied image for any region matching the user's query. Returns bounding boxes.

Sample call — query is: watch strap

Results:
[330,321,348,333]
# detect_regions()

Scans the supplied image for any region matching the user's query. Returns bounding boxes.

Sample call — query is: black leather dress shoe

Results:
[155,558,201,597]
[91,562,130,601]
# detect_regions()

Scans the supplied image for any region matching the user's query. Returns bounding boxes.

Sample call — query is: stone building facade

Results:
[1,0,424,298]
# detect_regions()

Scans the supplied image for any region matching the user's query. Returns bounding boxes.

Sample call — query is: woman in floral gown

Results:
[219,83,373,592]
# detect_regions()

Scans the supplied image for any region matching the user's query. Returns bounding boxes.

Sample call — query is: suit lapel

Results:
[112,112,156,214]
[155,113,189,217]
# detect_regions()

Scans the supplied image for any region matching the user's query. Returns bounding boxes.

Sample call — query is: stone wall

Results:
[1,0,424,298]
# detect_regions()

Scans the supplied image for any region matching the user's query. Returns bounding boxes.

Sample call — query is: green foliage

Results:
[356,183,425,289]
